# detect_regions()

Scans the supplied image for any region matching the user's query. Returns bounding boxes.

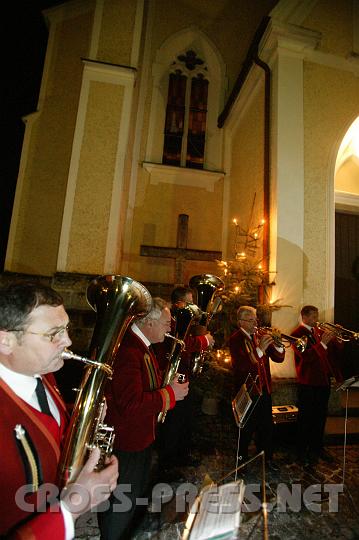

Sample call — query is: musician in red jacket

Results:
[0,281,118,539]
[291,305,343,465]
[155,286,214,475]
[98,297,189,540]
[229,306,284,466]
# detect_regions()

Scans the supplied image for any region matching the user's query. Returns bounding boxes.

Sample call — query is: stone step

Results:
[325,415,359,435]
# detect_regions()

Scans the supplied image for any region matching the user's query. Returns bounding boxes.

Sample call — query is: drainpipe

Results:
[253,54,271,298]
[218,17,272,304]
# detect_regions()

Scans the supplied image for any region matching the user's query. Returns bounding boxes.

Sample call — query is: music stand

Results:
[232,374,261,482]
[182,451,269,540]
[335,375,359,487]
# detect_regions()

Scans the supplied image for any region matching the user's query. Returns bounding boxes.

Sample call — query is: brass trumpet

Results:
[257,327,308,353]
[317,322,359,342]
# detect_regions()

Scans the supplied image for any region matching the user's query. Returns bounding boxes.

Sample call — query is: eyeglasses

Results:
[9,324,71,343]
[238,318,257,323]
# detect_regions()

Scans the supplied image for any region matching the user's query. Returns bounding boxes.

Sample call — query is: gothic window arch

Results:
[163,50,209,169]
[145,28,225,174]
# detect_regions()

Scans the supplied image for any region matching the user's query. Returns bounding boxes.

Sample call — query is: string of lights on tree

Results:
[210,196,287,347]
[217,215,267,305]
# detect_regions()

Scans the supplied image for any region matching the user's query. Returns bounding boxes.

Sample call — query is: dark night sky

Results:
[1,0,67,271]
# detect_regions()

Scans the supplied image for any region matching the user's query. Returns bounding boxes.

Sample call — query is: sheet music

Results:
[232,384,252,427]
[184,480,245,540]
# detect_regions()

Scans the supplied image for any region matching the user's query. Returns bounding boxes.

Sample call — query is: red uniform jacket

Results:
[154,319,209,377]
[0,374,69,539]
[229,328,284,395]
[105,328,176,452]
[291,325,343,386]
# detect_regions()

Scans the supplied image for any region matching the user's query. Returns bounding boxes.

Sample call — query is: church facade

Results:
[5,0,359,376]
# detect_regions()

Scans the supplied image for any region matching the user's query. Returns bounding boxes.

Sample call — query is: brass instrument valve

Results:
[271,328,281,340]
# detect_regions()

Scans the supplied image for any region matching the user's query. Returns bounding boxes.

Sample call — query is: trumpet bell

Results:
[295,335,307,353]
[258,328,308,353]
[281,333,308,353]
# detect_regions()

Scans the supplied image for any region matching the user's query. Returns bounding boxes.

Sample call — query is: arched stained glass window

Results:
[162,50,208,169]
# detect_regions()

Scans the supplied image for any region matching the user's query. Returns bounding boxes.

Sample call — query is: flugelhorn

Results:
[157,303,200,423]
[317,322,359,342]
[258,327,308,353]
[59,275,152,487]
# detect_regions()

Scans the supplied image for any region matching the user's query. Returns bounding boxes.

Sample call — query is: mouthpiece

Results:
[61,349,113,376]
[164,333,186,350]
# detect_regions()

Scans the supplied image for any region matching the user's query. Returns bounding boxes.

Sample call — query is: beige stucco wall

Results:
[97,0,137,65]
[303,61,359,309]
[336,158,359,194]
[227,83,265,259]
[67,81,124,273]
[128,173,224,283]
[6,6,94,275]
[148,0,278,103]
[302,0,353,57]
[125,0,275,283]
[6,0,280,279]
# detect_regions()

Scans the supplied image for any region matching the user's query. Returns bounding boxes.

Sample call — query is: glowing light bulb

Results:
[233,218,238,225]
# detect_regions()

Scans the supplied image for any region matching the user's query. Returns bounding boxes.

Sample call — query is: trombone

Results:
[317,322,359,342]
[257,327,308,353]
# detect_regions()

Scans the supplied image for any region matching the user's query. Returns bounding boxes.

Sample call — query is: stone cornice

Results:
[259,19,321,63]
[335,191,359,213]
[142,162,225,192]
[259,19,359,76]
[82,59,137,84]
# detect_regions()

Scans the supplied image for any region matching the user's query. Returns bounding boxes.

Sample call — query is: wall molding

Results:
[142,162,224,192]
[335,190,359,213]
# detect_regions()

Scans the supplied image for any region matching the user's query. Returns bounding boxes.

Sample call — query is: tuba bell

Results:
[188,274,224,374]
[59,274,152,487]
[157,302,201,423]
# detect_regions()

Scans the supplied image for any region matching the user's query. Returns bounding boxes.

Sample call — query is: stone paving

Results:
[74,369,359,539]
[75,402,359,540]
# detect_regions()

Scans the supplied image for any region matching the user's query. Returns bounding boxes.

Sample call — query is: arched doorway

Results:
[334,116,359,377]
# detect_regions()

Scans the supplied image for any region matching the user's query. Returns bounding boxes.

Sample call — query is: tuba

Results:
[58,274,152,487]
[188,274,224,374]
[157,302,201,423]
